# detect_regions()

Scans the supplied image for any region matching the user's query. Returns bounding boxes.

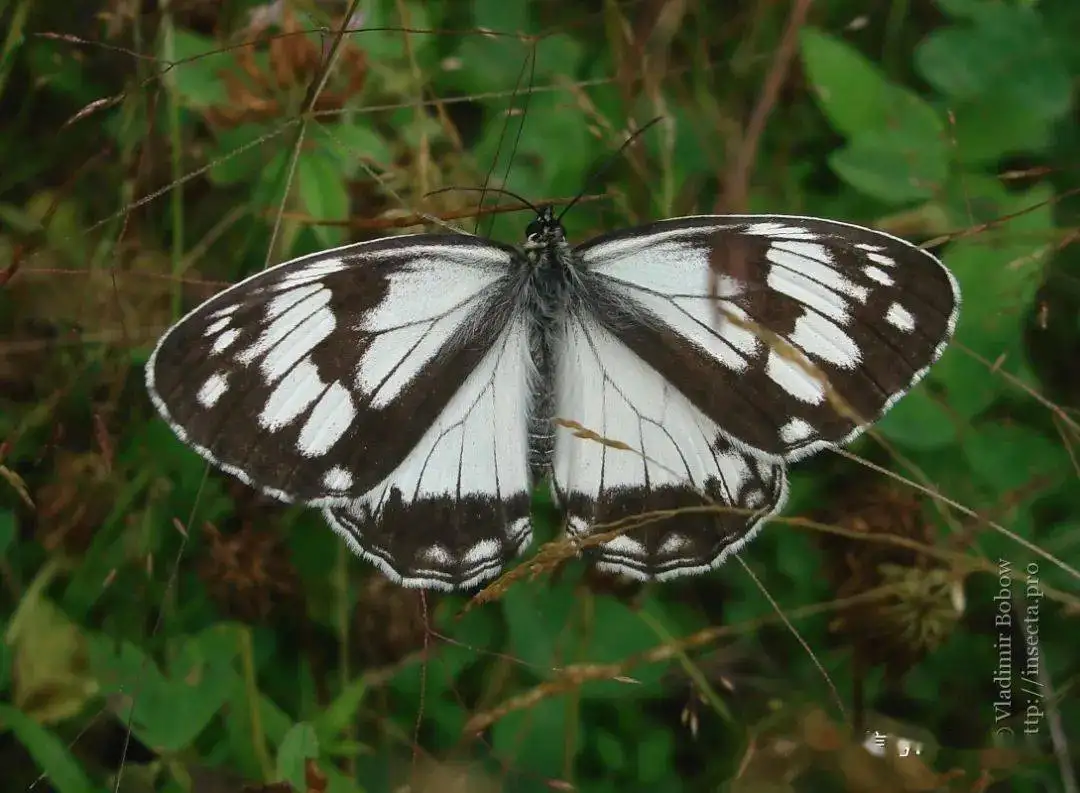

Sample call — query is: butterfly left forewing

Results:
[147,235,522,504]
[552,310,787,580]
[575,215,960,461]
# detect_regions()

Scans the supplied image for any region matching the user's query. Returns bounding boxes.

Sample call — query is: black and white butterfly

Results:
[146,209,959,590]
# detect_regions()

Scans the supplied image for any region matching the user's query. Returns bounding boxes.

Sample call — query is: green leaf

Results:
[875,388,957,450]
[963,425,1069,495]
[86,624,241,752]
[576,597,675,697]
[0,508,14,557]
[829,131,948,203]
[166,30,232,109]
[930,345,1004,421]
[276,722,320,791]
[312,675,367,747]
[948,98,1054,164]
[595,728,626,771]
[502,572,576,673]
[637,728,674,783]
[318,122,393,176]
[297,151,349,249]
[915,6,1071,122]
[0,705,94,793]
[473,0,533,32]
[207,124,276,186]
[800,28,942,141]
[361,0,434,61]
[492,695,579,778]
[941,182,1054,364]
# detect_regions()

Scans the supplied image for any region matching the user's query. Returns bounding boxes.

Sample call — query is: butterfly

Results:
[146,208,960,590]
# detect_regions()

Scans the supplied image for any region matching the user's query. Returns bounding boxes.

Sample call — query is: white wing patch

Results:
[553,313,786,580]
[323,315,535,589]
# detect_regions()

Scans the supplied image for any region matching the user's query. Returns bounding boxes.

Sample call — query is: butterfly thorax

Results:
[520,206,579,478]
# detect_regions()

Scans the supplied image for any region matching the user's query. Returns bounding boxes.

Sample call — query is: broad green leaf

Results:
[915,6,1071,122]
[360,0,434,61]
[318,122,393,176]
[86,624,241,752]
[948,98,1054,164]
[637,727,675,783]
[166,30,233,109]
[800,28,942,141]
[473,0,533,31]
[575,597,674,697]
[297,151,349,249]
[875,388,957,450]
[829,130,948,203]
[312,675,367,746]
[595,728,626,771]
[502,571,576,673]
[492,695,580,779]
[208,124,276,186]
[963,425,1069,496]
[276,722,320,791]
[0,705,94,793]
[930,345,1004,421]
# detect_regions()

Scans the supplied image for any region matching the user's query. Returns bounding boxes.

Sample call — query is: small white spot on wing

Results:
[779,417,815,444]
[197,372,229,408]
[322,465,353,491]
[864,265,894,286]
[867,252,896,268]
[886,302,916,332]
[789,312,862,369]
[659,534,689,554]
[602,534,648,559]
[205,316,230,336]
[212,328,241,354]
[743,222,818,240]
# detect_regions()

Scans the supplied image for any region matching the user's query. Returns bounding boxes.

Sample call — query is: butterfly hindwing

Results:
[575,215,960,461]
[320,313,536,590]
[146,235,525,504]
[552,310,788,580]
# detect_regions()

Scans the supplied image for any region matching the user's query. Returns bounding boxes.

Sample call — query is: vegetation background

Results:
[0,0,1078,791]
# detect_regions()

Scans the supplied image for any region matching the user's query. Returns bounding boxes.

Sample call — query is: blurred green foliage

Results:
[0,1,1078,792]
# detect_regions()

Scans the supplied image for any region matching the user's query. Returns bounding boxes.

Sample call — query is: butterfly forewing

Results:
[575,215,960,461]
[552,311,788,580]
[147,235,524,504]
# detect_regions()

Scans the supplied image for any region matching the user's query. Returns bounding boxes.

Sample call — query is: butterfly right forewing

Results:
[575,215,960,462]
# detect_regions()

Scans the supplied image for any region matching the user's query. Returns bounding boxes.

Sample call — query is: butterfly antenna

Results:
[474,38,539,236]
[556,116,664,224]
[425,186,541,217]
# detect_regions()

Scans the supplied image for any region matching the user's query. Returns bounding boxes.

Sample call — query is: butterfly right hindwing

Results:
[553,309,788,581]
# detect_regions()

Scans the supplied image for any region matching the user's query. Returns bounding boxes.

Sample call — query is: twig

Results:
[718,0,813,212]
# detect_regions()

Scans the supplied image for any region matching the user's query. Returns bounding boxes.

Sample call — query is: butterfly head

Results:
[523,205,566,253]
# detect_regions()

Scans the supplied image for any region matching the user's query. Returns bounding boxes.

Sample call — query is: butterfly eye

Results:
[525,220,543,239]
